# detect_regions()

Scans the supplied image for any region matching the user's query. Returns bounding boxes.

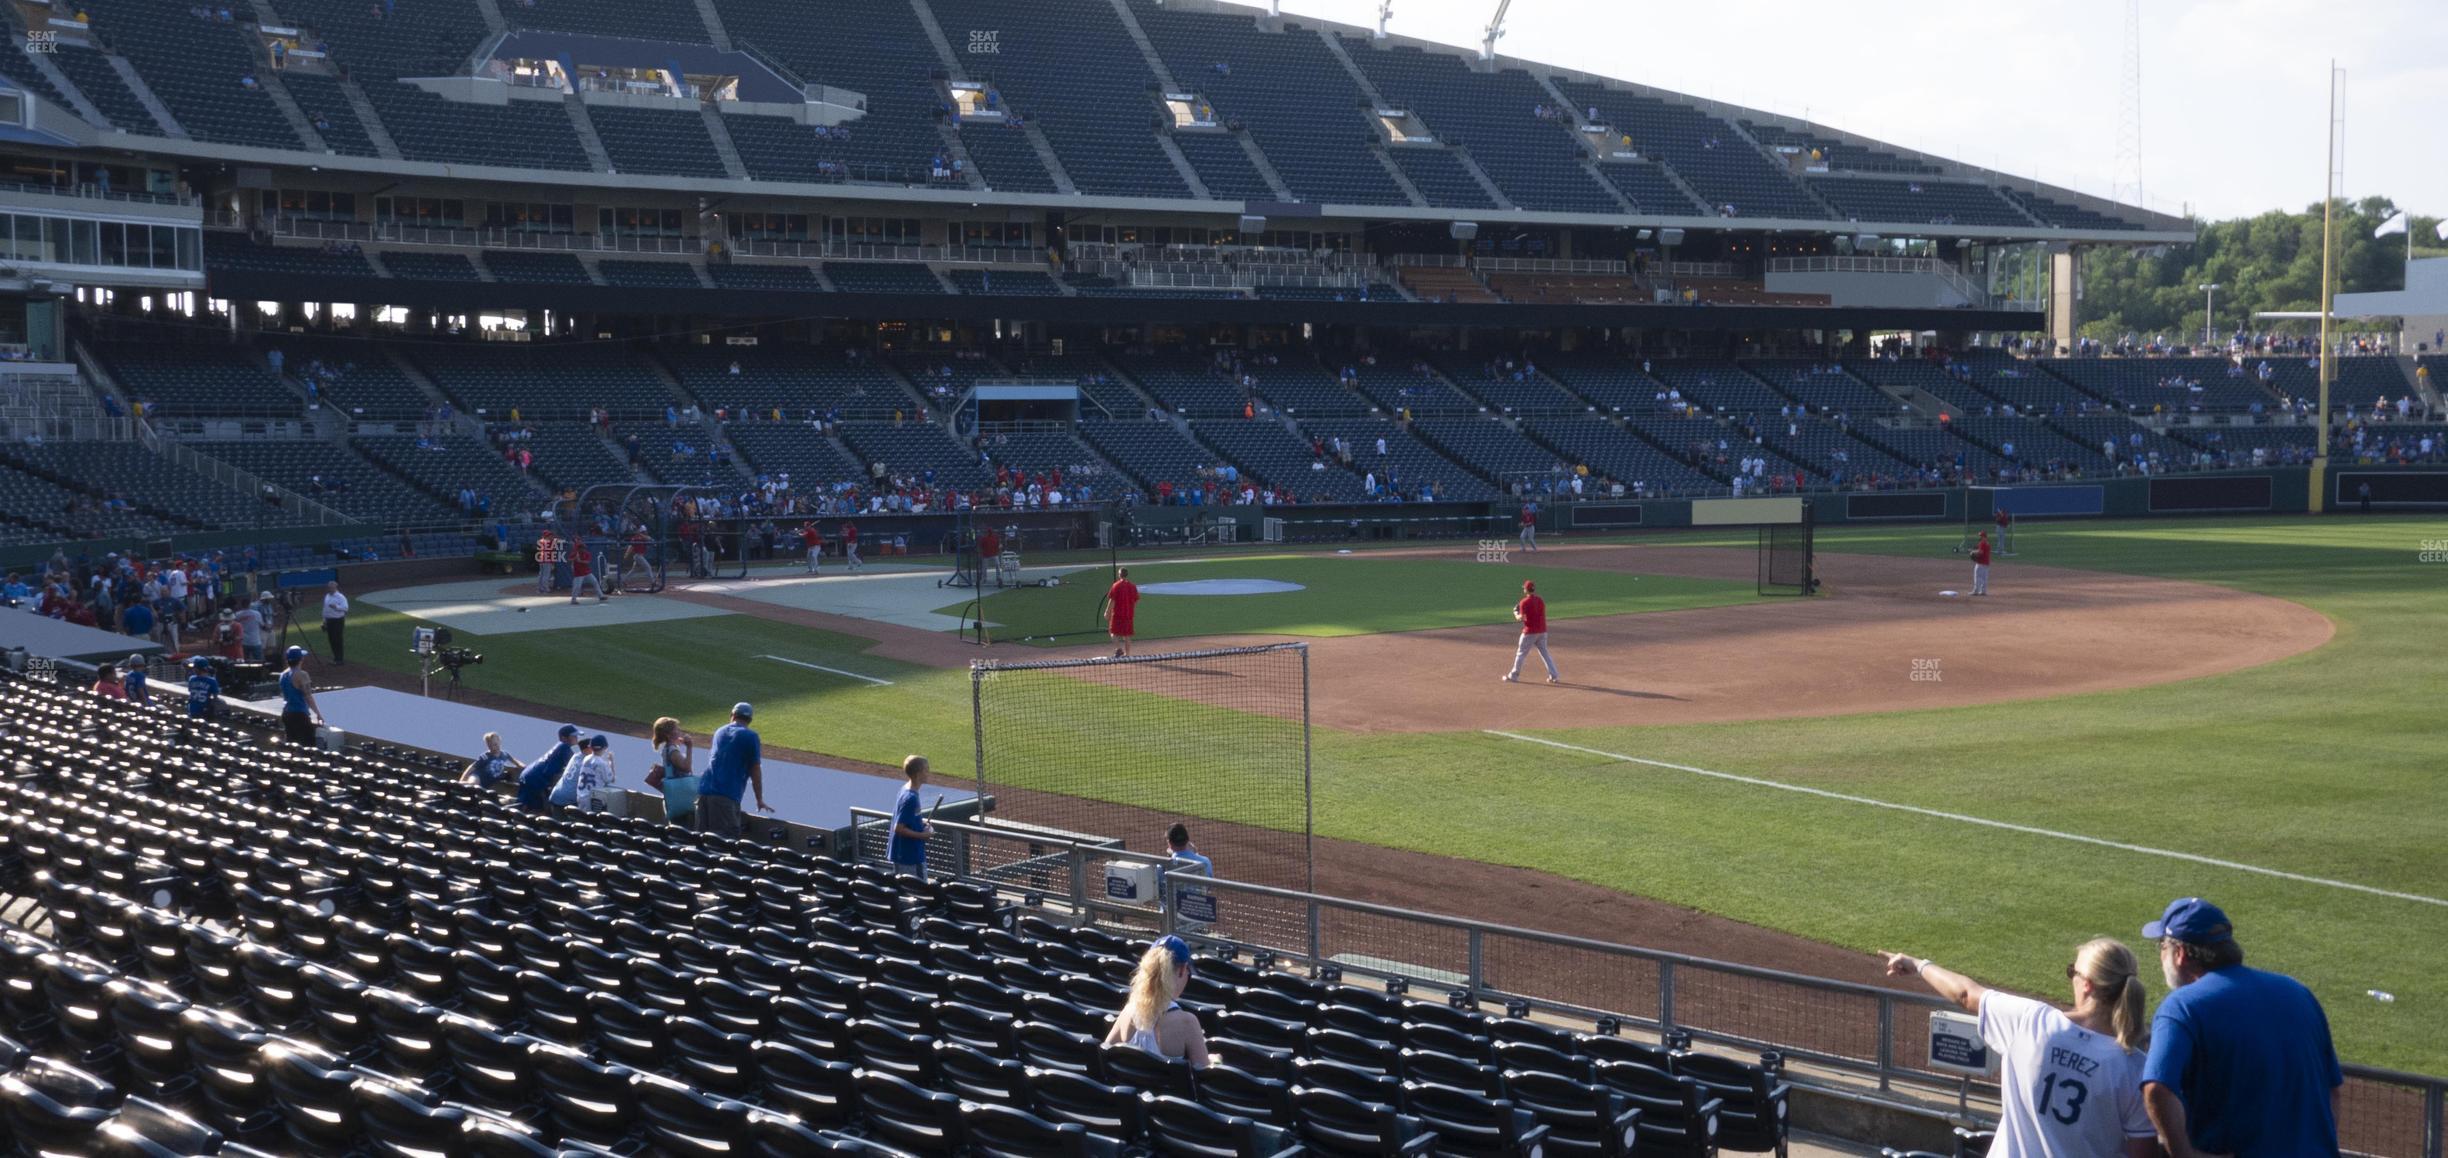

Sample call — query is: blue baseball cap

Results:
[556,724,580,740]
[587,734,610,749]
[284,645,308,663]
[2143,897,2234,943]
[1155,935,1190,965]
[732,702,755,720]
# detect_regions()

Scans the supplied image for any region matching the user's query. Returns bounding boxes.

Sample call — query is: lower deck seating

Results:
[1075,420,1221,497]
[1188,420,1368,502]
[1520,416,1719,494]
[1298,419,1496,501]
[93,341,298,418]
[351,434,540,513]
[181,439,458,525]
[1,442,311,532]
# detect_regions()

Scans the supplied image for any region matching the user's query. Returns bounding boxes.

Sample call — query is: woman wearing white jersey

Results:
[1101,935,1210,1069]
[1880,939,2155,1158]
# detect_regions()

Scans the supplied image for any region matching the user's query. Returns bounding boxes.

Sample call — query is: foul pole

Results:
[2311,63,2341,512]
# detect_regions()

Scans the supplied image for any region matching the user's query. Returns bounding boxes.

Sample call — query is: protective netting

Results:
[972,642,1312,891]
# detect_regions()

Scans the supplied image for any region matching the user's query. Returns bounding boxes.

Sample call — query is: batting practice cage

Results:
[1757,501,1817,595]
[948,505,1118,645]
[970,641,1314,892]
[567,483,750,590]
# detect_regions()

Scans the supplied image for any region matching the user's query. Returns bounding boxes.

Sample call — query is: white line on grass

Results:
[1485,730,2448,909]
[754,655,895,687]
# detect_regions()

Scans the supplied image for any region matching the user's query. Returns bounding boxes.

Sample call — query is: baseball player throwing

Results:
[1518,502,1540,552]
[1504,579,1559,684]
[1971,530,1992,596]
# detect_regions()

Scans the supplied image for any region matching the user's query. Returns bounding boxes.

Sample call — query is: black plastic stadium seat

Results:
[960,1100,1121,1158]
[1288,1085,1438,1157]
[1592,1060,1721,1157]
[1674,1052,1790,1156]
[853,1068,962,1156]
[1399,1080,1553,1157]
[1501,1068,1643,1157]
[1142,1093,1305,1158]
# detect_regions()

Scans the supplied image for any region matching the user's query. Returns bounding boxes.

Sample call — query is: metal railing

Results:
[1474,257,1630,275]
[844,807,1195,925]
[844,822,2445,1155]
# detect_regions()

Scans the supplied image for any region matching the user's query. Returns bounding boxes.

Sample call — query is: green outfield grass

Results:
[936,553,1762,642]
[346,516,2448,1073]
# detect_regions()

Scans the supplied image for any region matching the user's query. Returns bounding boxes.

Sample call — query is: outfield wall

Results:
[5,465,2440,575]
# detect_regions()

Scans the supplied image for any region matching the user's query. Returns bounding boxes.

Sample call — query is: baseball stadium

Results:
[0,0,2439,1154]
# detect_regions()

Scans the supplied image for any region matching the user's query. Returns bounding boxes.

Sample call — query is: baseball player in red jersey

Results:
[1504,579,1559,683]
[798,521,823,574]
[1971,531,1992,596]
[1106,567,1140,657]
[1993,507,2014,555]
[1518,503,1540,551]
[841,521,863,571]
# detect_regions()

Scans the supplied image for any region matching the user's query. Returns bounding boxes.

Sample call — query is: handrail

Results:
[1142,875,2443,1153]
[845,806,1197,921]
[848,809,2446,1152]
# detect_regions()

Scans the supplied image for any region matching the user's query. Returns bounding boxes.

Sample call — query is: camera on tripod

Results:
[413,627,485,689]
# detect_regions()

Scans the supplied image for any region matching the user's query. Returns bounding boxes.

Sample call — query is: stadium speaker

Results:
[1238,214,1267,235]
[1657,228,1684,246]
[1449,221,1480,241]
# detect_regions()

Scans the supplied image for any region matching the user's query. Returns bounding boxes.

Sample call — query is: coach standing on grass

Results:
[2139,897,2341,1158]
[1504,579,1558,684]
[1107,567,1140,657]
[697,702,772,838]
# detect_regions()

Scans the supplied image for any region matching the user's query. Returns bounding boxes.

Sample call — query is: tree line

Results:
[2073,196,2437,343]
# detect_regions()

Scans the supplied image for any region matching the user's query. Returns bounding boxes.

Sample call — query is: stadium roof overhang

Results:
[90,136,2193,248]
[204,264,2042,333]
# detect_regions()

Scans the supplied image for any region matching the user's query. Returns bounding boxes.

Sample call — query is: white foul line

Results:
[1484,731,2448,909]
[754,654,894,686]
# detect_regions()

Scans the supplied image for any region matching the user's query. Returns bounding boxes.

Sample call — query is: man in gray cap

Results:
[695,702,769,838]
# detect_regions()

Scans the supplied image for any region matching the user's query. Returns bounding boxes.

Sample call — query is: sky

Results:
[1235,0,2443,223]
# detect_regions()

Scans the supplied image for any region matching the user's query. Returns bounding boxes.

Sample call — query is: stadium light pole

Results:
[2198,283,2220,348]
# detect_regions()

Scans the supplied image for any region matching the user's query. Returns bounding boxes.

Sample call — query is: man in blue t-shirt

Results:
[183,657,221,720]
[2141,897,2342,1158]
[516,724,582,809]
[696,703,768,838]
[121,601,153,639]
[887,755,933,877]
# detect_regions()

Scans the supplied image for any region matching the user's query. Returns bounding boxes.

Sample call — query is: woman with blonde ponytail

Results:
[1879,939,2155,1157]
[1102,935,1210,1069]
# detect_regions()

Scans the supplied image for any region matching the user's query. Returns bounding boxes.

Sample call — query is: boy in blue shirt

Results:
[2140,897,2341,1158]
[888,755,933,877]
[183,656,221,721]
